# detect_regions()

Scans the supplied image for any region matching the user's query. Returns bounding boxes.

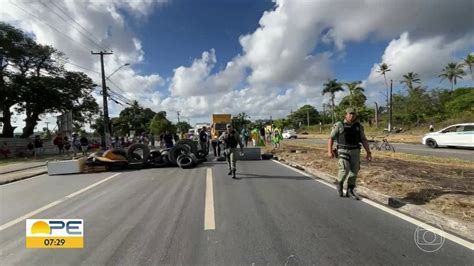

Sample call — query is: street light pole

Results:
[106,63,130,79]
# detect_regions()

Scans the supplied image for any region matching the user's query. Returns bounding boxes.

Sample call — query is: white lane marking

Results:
[0,173,121,232]
[204,168,215,230]
[270,160,474,250]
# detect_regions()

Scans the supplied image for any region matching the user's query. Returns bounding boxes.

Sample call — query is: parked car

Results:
[282,130,297,139]
[422,123,474,148]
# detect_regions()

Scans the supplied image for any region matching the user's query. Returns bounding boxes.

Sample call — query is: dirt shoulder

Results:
[300,133,423,144]
[267,142,474,224]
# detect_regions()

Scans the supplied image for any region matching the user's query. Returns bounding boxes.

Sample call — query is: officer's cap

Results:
[345,107,357,114]
[226,123,232,128]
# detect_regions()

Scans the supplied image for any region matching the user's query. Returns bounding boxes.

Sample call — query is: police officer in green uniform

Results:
[219,124,244,179]
[327,108,372,199]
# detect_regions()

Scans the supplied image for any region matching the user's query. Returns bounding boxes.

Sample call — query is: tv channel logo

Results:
[414,222,445,252]
[26,219,83,248]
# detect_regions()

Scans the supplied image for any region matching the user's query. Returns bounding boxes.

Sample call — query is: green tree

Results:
[1,22,99,137]
[176,121,192,133]
[231,112,251,131]
[272,118,290,130]
[149,112,174,135]
[322,79,343,123]
[462,54,474,80]
[400,72,421,91]
[287,105,320,128]
[439,62,466,91]
[113,101,156,136]
[377,63,391,106]
[1,22,38,137]
[344,81,365,106]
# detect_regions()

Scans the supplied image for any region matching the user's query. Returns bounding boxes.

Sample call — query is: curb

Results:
[0,169,47,185]
[277,157,474,242]
[0,164,46,175]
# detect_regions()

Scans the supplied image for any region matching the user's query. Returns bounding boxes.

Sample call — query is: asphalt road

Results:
[0,160,472,265]
[292,138,474,161]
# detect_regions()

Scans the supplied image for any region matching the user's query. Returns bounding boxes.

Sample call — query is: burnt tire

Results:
[426,139,438,148]
[261,153,274,160]
[149,149,162,159]
[127,143,150,164]
[168,144,191,165]
[176,139,198,155]
[196,150,206,159]
[177,154,194,168]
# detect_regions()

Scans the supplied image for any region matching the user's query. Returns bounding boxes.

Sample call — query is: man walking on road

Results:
[199,126,209,155]
[327,108,372,200]
[220,123,244,179]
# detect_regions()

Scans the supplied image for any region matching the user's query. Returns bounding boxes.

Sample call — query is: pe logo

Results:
[26,219,83,248]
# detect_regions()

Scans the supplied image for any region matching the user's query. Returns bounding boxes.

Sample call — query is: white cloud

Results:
[367,32,472,86]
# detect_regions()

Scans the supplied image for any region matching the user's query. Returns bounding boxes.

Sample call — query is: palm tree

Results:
[377,63,391,105]
[462,54,474,81]
[322,79,344,123]
[400,72,421,91]
[439,62,466,91]
[344,81,364,106]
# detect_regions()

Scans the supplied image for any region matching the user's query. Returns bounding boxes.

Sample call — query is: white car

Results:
[422,123,474,148]
[282,130,297,139]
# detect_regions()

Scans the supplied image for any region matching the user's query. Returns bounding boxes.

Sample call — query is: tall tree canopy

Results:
[112,101,156,136]
[1,22,98,137]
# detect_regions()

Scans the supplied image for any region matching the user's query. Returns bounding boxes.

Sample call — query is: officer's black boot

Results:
[228,169,232,175]
[232,169,236,179]
[337,182,344,197]
[348,185,361,200]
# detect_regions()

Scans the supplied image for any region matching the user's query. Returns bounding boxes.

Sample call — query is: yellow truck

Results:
[211,114,231,140]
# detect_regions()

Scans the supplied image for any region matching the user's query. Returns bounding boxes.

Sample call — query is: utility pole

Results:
[388,80,393,132]
[45,122,50,132]
[91,50,113,149]
[177,111,180,134]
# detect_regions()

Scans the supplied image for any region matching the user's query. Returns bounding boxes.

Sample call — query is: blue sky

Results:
[134,0,274,79]
[2,0,473,131]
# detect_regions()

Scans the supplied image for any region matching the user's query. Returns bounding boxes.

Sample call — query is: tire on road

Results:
[196,149,206,159]
[127,143,150,164]
[149,149,161,159]
[426,139,438,148]
[168,144,191,165]
[176,139,198,155]
[177,154,194,168]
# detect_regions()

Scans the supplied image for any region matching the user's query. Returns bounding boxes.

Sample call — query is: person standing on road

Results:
[34,135,43,159]
[80,135,89,156]
[53,134,64,154]
[199,126,209,155]
[163,131,174,148]
[219,124,244,179]
[241,127,250,147]
[327,108,372,200]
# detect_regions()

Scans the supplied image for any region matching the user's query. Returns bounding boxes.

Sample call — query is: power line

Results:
[107,88,133,105]
[10,0,91,52]
[48,1,110,50]
[42,0,108,51]
[106,77,130,97]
